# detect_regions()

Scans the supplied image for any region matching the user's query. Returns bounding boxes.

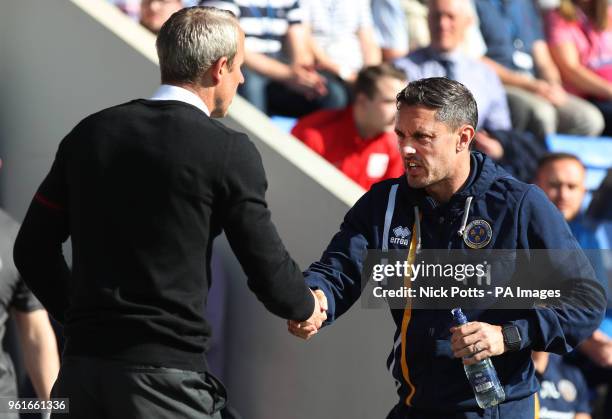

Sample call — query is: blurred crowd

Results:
[108,0,612,182]
[96,0,611,417]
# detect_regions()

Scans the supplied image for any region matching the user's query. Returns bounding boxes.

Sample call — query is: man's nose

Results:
[558,186,570,201]
[400,145,417,155]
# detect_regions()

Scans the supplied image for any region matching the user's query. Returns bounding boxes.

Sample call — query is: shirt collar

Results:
[439,50,463,62]
[150,84,210,116]
[426,47,464,65]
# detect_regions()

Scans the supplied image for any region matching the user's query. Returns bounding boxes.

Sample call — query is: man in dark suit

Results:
[13,7,326,419]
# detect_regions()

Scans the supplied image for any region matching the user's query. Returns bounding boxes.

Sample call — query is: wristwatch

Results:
[502,324,521,352]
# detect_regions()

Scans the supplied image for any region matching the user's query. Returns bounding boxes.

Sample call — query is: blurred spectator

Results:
[394,0,546,182]
[532,352,592,419]
[0,157,60,408]
[201,0,348,116]
[109,0,196,21]
[545,0,612,136]
[475,0,605,140]
[301,0,382,83]
[535,153,612,418]
[372,0,409,61]
[140,0,184,34]
[535,153,589,220]
[534,153,608,292]
[291,64,406,190]
[399,0,487,57]
[395,0,511,132]
[109,0,142,20]
[401,0,431,51]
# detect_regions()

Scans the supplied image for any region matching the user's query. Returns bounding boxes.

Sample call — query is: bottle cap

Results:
[451,308,468,325]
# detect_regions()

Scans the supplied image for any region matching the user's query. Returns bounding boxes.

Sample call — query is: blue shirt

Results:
[371,0,408,52]
[537,354,591,418]
[569,215,612,333]
[475,0,544,74]
[569,216,609,297]
[394,47,512,131]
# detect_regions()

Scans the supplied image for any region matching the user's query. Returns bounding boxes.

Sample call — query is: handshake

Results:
[287,289,328,340]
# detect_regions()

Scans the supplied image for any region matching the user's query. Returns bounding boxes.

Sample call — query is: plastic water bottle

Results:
[451,308,505,408]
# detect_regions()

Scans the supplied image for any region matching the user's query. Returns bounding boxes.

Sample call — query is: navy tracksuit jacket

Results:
[305,152,606,414]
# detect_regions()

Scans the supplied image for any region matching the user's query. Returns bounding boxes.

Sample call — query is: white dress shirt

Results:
[150,84,210,116]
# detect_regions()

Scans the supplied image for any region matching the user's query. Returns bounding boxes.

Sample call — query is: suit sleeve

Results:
[13,139,71,324]
[512,186,606,353]
[304,190,374,324]
[220,133,314,321]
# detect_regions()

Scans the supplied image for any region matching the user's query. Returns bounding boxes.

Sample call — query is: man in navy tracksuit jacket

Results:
[289,78,606,418]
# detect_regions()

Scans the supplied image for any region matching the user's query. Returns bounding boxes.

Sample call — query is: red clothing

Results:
[291,107,404,190]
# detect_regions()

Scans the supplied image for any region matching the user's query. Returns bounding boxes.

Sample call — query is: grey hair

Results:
[427,0,479,19]
[396,77,478,130]
[156,6,241,84]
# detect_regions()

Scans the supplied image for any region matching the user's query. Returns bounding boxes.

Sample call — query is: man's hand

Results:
[580,329,612,368]
[542,83,568,106]
[287,289,328,340]
[285,64,328,99]
[531,80,568,106]
[450,322,505,365]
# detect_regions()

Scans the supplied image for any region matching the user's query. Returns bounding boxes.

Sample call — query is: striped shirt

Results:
[201,0,303,56]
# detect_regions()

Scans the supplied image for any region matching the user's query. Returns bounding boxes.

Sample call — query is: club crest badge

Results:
[463,219,492,249]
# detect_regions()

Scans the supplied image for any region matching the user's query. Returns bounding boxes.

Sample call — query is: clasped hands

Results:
[287,289,328,340]
[288,296,508,357]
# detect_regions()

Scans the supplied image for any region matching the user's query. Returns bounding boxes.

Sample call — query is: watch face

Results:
[504,326,521,344]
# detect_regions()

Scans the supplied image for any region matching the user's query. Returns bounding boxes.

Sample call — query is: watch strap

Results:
[502,324,521,352]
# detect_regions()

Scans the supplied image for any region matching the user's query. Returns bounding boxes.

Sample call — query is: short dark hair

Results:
[354,64,407,99]
[537,152,585,172]
[396,77,478,130]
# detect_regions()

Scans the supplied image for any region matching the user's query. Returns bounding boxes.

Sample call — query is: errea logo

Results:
[390,226,411,246]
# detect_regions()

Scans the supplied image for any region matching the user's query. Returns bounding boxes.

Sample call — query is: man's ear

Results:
[210,56,229,85]
[456,124,475,152]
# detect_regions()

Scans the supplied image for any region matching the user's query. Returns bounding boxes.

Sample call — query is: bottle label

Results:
[475,381,493,393]
[471,371,495,394]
